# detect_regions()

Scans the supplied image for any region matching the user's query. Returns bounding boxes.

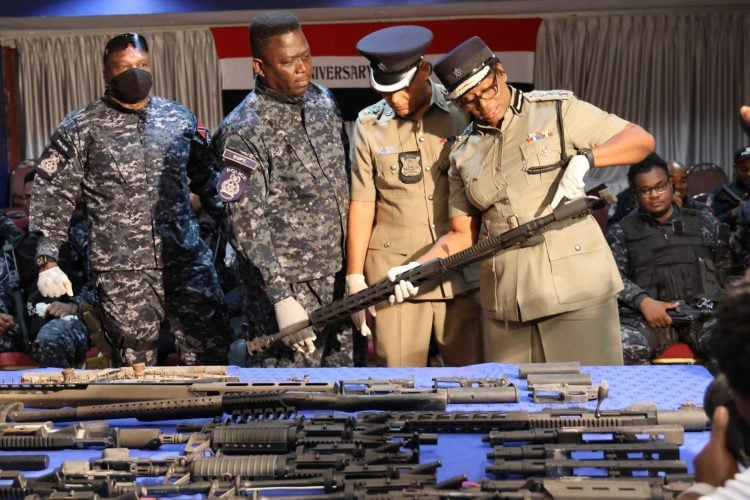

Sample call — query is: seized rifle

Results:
[356,403,709,433]
[246,196,608,354]
[525,373,592,387]
[0,380,340,408]
[487,442,681,461]
[0,419,188,450]
[486,457,688,477]
[19,364,236,384]
[4,390,451,423]
[483,424,686,446]
[2,240,30,350]
[340,376,519,404]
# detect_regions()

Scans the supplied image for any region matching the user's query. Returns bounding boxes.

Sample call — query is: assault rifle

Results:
[667,299,716,323]
[483,424,686,446]
[356,403,709,433]
[20,364,236,384]
[487,441,681,461]
[0,377,518,409]
[257,476,693,499]
[486,457,688,477]
[2,240,30,350]
[246,196,608,354]
[0,380,340,408]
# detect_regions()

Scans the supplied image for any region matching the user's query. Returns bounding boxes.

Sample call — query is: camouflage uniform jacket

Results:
[606,205,731,310]
[31,95,220,271]
[211,80,349,304]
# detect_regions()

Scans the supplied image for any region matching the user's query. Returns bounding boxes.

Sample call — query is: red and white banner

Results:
[211,18,542,91]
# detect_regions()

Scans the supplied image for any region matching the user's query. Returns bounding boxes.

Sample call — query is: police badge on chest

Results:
[398,151,423,184]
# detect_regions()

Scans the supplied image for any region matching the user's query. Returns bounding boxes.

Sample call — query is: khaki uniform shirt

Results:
[351,81,478,299]
[449,87,626,321]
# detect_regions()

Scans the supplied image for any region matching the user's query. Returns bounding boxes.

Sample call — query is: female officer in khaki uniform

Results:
[346,26,482,367]
[387,36,655,365]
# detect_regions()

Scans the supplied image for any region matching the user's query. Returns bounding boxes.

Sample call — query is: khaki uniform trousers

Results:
[374,292,483,367]
[483,297,623,365]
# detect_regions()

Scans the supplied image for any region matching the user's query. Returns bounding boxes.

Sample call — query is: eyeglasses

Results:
[635,179,671,198]
[457,71,499,107]
[103,33,148,63]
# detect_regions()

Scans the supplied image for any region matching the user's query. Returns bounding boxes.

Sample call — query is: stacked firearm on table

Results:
[0,365,709,499]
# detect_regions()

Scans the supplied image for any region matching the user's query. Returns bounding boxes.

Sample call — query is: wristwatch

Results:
[36,255,57,269]
[578,148,595,168]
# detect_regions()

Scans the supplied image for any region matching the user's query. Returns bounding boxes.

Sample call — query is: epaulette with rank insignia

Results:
[358,101,386,121]
[524,89,575,102]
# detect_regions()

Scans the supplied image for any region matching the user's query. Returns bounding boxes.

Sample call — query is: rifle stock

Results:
[246,196,604,354]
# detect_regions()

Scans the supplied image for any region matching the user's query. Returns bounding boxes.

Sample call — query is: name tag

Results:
[378,145,401,155]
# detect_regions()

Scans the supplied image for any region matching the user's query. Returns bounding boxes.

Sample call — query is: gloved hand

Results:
[274,297,316,355]
[345,274,376,336]
[386,261,421,305]
[551,154,591,208]
[37,266,74,298]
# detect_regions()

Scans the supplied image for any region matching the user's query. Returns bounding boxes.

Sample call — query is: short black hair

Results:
[250,11,301,60]
[710,283,750,399]
[627,153,668,189]
[103,33,149,65]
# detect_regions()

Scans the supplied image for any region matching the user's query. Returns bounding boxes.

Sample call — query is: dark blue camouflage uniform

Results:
[709,179,750,229]
[30,215,92,367]
[30,95,232,366]
[211,80,357,368]
[606,205,730,363]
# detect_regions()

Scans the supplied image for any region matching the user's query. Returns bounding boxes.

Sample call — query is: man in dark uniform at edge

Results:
[212,12,358,367]
[30,33,232,366]
[710,146,750,229]
[606,154,731,364]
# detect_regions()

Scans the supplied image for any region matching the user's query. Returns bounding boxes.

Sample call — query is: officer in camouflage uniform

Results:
[30,33,232,366]
[710,146,750,230]
[388,37,655,365]
[347,26,482,367]
[606,154,731,364]
[211,12,356,367]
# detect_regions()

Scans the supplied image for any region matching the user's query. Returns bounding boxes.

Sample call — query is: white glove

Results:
[386,261,421,305]
[37,266,73,298]
[345,274,376,336]
[551,154,591,208]
[274,297,316,355]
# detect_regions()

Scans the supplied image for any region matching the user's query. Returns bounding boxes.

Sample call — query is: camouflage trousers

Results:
[32,317,89,368]
[619,309,714,364]
[232,266,365,368]
[95,261,232,367]
[0,317,88,368]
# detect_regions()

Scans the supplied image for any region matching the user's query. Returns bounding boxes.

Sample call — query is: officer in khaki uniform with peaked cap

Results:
[387,36,656,365]
[346,26,482,367]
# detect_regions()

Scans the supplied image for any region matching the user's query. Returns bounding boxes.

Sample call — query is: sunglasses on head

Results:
[103,33,148,63]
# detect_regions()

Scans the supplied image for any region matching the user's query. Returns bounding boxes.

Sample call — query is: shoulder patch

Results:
[217,166,249,202]
[222,148,258,173]
[525,89,575,102]
[37,148,65,181]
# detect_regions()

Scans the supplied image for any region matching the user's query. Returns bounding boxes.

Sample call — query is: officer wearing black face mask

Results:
[30,32,233,367]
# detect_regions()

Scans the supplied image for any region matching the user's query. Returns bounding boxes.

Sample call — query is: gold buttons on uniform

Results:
[575,244,581,251]
[425,166,431,172]
[428,195,433,200]
[418,136,425,142]
[390,165,397,171]
[384,241,391,248]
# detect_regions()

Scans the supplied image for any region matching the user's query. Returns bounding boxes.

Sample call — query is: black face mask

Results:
[108,68,152,104]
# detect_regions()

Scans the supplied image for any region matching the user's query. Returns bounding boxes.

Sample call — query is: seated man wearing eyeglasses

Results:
[605,153,732,364]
